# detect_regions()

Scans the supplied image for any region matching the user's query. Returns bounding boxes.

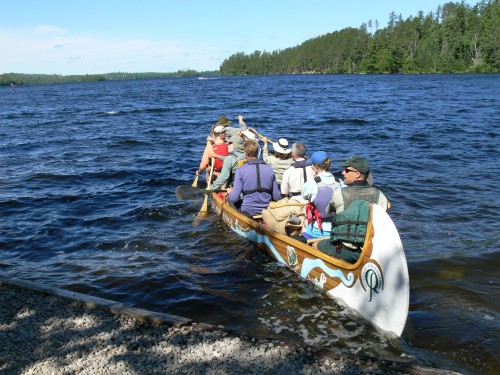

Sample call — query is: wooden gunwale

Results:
[211,193,374,274]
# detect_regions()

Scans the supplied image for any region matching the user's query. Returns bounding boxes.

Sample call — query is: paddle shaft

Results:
[306,236,329,244]
[269,202,307,209]
[199,158,215,213]
[248,128,274,144]
[193,139,213,187]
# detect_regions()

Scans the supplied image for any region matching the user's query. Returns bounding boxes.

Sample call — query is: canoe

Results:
[210,192,409,336]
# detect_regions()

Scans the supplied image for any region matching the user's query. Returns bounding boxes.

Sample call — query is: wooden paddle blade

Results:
[192,210,211,227]
[199,195,209,213]
[194,159,215,221]
[175,185,207,200]
[176,186,227,200]
[191,173,199,187]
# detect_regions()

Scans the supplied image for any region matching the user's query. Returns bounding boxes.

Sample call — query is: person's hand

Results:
[207,135,215,142]
[196,170,200,175]
[226,187,233,194]
[238,114,244,122]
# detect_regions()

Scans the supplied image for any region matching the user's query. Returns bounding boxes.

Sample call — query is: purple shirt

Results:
[228,159,281,216]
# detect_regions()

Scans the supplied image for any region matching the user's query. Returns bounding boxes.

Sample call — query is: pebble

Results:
[0,281,458,375]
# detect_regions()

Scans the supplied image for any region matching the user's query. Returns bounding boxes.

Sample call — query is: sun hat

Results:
[241,130,256,140]
[215,115,232,127]
[213,125,226,134]
[272,138,292,154]
[338,156,370,174]
[307,151,329,165]
[227,134,244,150]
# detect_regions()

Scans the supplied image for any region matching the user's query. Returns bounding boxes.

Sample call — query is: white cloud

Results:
[0,25,222,74]
[31,24,69,36]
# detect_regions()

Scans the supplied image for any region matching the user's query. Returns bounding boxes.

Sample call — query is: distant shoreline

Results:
[3,71,498,87]
[0,70,220,86]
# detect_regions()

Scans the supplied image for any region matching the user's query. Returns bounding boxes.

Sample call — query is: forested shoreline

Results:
[0,70,219,87]
[221,0,499,75]
[2,0,498,86]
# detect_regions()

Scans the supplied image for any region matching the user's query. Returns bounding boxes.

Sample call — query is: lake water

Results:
[0,74,498,374]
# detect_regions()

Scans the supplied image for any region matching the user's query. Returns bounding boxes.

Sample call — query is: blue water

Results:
[1,74,499,374]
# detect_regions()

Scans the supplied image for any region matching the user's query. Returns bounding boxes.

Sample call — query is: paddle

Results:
[193,139,213,187]
[175,185,227,200]
[192,171,199,187]
[198,158,215,215]
[268,202,307,209]
[248,128,274,144]
[306,236,329,244]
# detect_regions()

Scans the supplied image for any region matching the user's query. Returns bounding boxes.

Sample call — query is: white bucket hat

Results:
[273,138,292,154]
[241,130,256,140]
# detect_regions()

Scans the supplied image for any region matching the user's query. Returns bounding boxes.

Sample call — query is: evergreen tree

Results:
[220,0,499,75]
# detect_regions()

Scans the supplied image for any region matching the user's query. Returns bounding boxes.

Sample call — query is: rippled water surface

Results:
[1,75,499,374]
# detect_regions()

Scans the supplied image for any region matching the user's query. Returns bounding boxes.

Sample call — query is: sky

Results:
[0,0,478,75]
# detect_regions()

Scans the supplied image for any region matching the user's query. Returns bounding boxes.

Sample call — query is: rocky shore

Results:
[0,278,458,375]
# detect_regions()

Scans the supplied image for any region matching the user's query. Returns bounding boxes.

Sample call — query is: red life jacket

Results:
[212,143,229,171]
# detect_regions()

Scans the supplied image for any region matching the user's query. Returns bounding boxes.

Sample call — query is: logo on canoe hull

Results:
[286,246,298,266]
[361,262,383,302]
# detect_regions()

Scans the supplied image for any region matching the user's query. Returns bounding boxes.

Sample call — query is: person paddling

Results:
[281,142,314,198]
[227,139,281,217]
[209,134,246,191]
[197,125,229,184]
[262,137,293,186]
[210,114,247,139]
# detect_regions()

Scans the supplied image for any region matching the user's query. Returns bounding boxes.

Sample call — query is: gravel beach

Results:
[0,279,459,375]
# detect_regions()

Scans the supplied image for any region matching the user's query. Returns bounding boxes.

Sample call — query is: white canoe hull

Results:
[212,194,409,336]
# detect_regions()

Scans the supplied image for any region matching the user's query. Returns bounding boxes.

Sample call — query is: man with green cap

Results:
[312,156,388,263]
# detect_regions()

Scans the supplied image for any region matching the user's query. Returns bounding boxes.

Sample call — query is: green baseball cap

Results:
[338,156,370,174]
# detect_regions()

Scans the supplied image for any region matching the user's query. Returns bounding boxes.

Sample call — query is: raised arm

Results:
[238,114,248,132]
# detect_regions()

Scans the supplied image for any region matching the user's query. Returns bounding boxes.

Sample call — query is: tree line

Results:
[220,0,499,75]
[0,70,219,86]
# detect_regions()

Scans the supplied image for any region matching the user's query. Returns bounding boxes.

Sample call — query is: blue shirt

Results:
[228,159,281,216]
[302,172,341,238]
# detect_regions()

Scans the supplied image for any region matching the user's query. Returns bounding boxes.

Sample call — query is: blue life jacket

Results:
[242,160,273,196]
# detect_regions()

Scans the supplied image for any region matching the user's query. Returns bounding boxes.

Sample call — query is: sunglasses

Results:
[343,168,357,173]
